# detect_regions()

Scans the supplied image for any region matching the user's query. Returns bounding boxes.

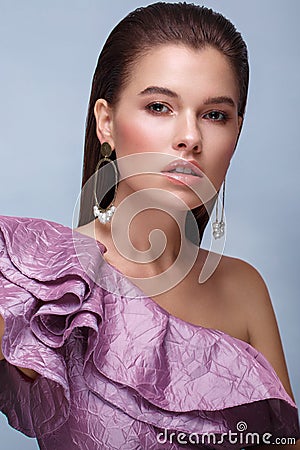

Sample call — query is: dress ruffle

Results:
[0,215,299,449]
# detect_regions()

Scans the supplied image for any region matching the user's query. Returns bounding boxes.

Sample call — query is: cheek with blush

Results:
[113,116,155,157]
[204,135,238,190]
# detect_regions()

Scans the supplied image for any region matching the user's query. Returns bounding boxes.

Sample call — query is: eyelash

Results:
[146,102,229,123]
[146,102,171,114]
[203,110,229,123]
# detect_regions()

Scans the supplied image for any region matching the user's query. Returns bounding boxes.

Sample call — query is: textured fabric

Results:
[0,215,299,450]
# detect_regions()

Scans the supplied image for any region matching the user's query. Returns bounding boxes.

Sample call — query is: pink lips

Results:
[160,159,204,186]
[161,159,204,177]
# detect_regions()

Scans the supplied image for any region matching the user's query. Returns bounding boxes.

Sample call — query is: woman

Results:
[0,2,299,449]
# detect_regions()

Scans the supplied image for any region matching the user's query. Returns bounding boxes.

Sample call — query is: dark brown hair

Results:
[78,2,249,244]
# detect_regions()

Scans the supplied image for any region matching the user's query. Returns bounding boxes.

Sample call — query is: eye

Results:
[203,110,229,123]
[146,102,171,114]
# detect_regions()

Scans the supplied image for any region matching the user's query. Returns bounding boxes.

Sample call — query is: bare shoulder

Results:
[215,253,295,401]
[216,254,272,307]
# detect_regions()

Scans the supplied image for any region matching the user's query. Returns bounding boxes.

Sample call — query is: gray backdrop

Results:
[0,1,299,448]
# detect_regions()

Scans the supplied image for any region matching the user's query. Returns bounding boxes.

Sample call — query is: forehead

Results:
[121,44,239,101]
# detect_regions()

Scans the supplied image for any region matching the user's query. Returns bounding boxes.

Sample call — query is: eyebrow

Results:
[203,96,235,108]
[139,86,178,98]
[138,86,236,107]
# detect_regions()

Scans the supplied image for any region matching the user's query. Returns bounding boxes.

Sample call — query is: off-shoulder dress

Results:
[0,215,299,449]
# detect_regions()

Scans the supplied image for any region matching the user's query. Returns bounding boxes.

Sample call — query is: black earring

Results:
[93,142,118,224]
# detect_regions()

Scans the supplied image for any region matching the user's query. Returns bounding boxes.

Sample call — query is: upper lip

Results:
[161,159,204,177]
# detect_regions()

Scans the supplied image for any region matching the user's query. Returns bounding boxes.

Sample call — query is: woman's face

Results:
[95,44,243,210]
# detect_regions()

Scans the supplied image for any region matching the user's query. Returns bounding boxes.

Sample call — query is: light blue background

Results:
[0,1,299,447]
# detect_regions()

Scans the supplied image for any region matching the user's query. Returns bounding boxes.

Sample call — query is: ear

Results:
[94,99,115,148]
[233,115,244,153]
[238,115,244,133]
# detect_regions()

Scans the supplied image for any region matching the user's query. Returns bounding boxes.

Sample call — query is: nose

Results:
[172,111,202,154]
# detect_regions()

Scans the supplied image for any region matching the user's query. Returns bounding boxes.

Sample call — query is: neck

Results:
[99,183,200,277]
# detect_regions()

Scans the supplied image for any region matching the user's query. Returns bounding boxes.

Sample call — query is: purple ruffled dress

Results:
[0,215,299,450]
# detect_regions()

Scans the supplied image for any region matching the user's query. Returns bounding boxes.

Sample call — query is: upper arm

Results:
[237,260,295,401]
[0,314,4,360]
[0,313,37,379]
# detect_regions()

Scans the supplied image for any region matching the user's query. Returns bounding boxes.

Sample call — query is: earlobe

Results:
[94,99,114,147]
